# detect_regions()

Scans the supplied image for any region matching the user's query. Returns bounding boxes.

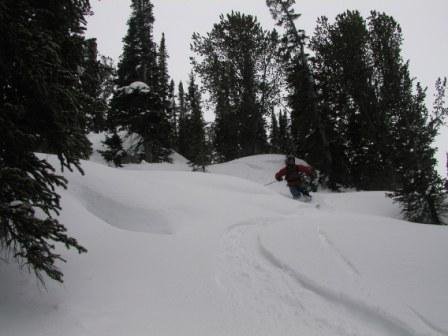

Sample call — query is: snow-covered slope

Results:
[1,153,447,336]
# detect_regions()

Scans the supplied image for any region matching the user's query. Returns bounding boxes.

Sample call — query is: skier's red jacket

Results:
[275,164,313,187]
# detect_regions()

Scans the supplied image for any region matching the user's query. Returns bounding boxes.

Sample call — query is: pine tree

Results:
[211,66,240,162]
[270,113,280,152]
[158,34,169,93]
[309,10,448,222]
[0,0,91,282]
[168,79,178,150]
[266,0,333,185]
[99,56,117,104]
[311,11,378,189]
[185,73,209,170]
[268,111,290,154]
[310,20,352,189]
[81,39,115,132]
[389,80,448,224]
[116,0,157,87]
[177,81,190,158]
[100,132,126,167]
[192,12,280,161]
[81,38,102,132]
[157,33,172,133]
[278,111,291,154]
[310,11,409,190]
[105,0,171,164]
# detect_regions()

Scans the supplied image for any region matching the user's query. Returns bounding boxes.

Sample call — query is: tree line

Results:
[1,0,447,283]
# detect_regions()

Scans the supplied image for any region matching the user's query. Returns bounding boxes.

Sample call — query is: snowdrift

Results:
[1,153,447,336]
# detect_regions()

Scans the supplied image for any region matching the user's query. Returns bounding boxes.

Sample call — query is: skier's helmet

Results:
[285,155,295,165]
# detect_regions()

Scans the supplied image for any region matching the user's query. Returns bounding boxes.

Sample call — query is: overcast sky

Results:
[86,0,448,174]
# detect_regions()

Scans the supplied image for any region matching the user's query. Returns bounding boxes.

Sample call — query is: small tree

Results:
[100,132,126,167]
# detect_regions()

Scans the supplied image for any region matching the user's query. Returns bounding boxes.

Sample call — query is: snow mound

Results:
[209,154,308,185]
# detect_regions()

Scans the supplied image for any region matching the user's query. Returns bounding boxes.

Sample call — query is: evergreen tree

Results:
[98,56,117,106]
[192,12,281,161]
[81,39,115,132]
[270,112,280,152]
[177,81,190,158]
[157,34,169,95]
[310,11,413,190]
[105,0,171,164]
[310,20,352,188]
[311,11,380,189]
[81,38,103,132]
[0,0,91,282]
[268,111,291,154]
[116,0,157,87]
[100,132,126,167]
[389,80,448,224]
[185,73,209,170]
[157,33,172,135]
[310,10,447,222]
[168,79,178,150]
[211,65,240,162]
[367,11,415,190]
[266,0,333,185]
[278,111,292,155]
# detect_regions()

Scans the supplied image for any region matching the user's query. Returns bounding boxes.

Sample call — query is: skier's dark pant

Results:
[288,185,310,199]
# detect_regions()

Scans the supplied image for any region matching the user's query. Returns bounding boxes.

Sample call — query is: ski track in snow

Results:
[218,216,429,336]
[409,307,448,336]
[258,237,421,336]
[244,162,264,171]
[317,225,361,277]
[217,218,322,335]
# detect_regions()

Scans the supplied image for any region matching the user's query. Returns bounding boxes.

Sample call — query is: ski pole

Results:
[264,180,277,186]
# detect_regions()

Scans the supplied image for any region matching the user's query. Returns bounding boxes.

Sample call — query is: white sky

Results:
[86,0,448,175]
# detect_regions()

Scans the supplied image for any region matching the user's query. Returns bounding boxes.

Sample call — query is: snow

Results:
[118,81,150,95]
[1,145,448,336]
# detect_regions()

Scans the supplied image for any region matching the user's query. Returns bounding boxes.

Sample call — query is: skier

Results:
[275,155,314,201]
